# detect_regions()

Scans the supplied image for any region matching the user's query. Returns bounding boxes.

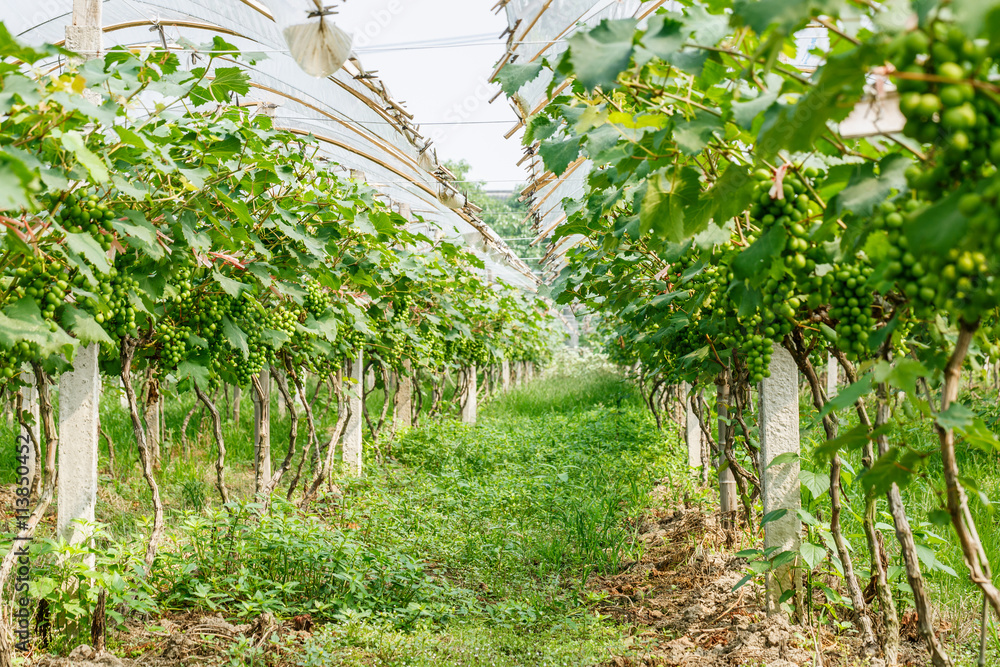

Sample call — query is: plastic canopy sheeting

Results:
[498,2,839,277]
[498,0,660,278]
[503,0,647,115]
[6,0,537,290]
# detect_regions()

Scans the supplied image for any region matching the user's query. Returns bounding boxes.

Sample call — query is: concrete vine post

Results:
[50,0,103,576]
[57,344,101,568]
[393,360,413,431]
[826,352,838,397]
[343,352,364,476]
[758,346,802,616]
[461,366,477,424]
[683,383,702,470]
[391,203,416,432]
[716,374,737,532]
[252,368,271,493]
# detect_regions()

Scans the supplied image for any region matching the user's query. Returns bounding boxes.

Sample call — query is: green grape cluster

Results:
[372,325,408,370]
[827,264,876,358]
[760,273,800,340]
[9,258,69,327]
[892,21,998,193]
[876,199,939,319]
[418,333,447,369]
[339,326,367,357]
[886,19,1000,325]
[727,167,827,379]
[157,322,192,369]
[447,337,491,367]
[734,331,773,384]
[0,341,38,381]
[261,304,300,357]
[54,193,117,251]
[85,266,140,354]
[748,166,824,271]
[304,279,331,316]
[393,294,415,324]
[1,254,72,383]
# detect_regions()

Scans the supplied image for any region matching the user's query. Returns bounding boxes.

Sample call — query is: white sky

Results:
[335,0,527,190]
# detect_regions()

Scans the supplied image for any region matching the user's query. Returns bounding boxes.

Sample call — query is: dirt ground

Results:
[590,488,933,667]
[32,612,315,667]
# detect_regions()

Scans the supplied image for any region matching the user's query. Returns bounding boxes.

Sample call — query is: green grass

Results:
[298,363,687,664]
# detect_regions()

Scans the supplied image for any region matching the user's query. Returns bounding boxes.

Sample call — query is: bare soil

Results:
[590,488,933,667]
[32,612,307,667]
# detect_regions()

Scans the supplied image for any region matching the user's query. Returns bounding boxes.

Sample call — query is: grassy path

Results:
[292,361,685,666]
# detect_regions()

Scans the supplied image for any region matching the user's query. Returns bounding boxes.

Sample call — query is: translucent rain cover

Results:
[7,0,537,288]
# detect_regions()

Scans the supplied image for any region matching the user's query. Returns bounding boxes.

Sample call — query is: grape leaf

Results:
[936,402,975,431]
[212,271,249,299]
[0,150,37,211]
[539,136,581,176]
[761,508,788,525]
[832,154,911,217]
[567,19,637,91]
[0,298,75,358]
[114,211,163,259]
[757,43,875,159]
[221,316,249,357]
[60,306,112,346]
[640,15,686,60]
[706,163,755,226]
[905,190,968,257]
[819,374,873,417]
[495,62,543,96]
[639,166,702,242]
[732,90,779,129]
[872,358,927,396]
[952,0,1000,36]
[733,224,786,281]
[177,359,212,388]
[63,232,111,274]
[674,110,724,155]
[734,0,846,35]
[56,130,109,182]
